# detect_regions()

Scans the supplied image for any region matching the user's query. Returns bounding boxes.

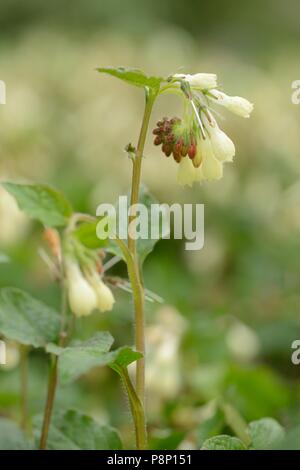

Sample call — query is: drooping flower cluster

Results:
[154,73,253,186]
[65,257,115,317]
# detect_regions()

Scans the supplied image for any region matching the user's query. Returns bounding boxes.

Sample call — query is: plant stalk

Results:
[121,367,147,450]
[221,402,251,447]
[128,89,155,400]
[126,89,156,448]
[39,269,67,450]
[20,345,29,431]
[39,355,58,450]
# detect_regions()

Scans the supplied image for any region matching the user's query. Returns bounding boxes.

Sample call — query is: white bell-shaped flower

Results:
[209,89,253,118]
[202,115,236,162]
[65,259,97,317]
[175,73,217,90]
[177,157,196,187]
[199,138,223,180]
[86,270,115,313]
[209,126,235,162]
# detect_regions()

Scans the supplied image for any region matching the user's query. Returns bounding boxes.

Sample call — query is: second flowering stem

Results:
[127,88,157,447]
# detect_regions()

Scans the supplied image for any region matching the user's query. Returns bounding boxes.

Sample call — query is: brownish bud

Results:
[43,228,61,260]
[162,143,172,156]
[175,140,182,154]
[188,143,197,159]
[154,136,162,145]
[173,150,181,163]
[96,260,104,275]
[181,145,188,157]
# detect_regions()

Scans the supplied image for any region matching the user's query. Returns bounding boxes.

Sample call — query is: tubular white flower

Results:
[86,270,115,313]
[199,138,223,180]
[208,89,253,118]
[173,73,217,90]
[65,259,97,317]
[177,157,196,187]
[205,120,235,162]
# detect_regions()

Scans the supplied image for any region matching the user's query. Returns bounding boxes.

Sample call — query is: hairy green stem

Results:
[120,367,147,450]
[221,402,251,446]
[39,354,58,450]
[114,236,146,449]
[39,269,67,450]
[128,89,155,402]
[20,345,29,431]
[125,89,156,448]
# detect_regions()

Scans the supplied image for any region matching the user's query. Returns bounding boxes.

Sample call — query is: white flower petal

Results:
[200,138,223,180]
[194,165,205,182]
[65,260,97,317]
[209,127,235,162]
[186,73,217,89]
[87,271,115,312]
[209,89,253,118]
[177,157,196,187]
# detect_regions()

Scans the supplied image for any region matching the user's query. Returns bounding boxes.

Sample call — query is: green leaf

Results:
[276,425,300,450]
[197,409,225,446]
[97,66,163,90]
[0,287,60,348]
[33,410,122,450]
[74,221,108,249]
[2,182,73,227]
[48,331,142,384]
[109,347,143,375]
[249,418,285,450]
[201,435,247,450]
[106,187,170,264]
[0,418,34,450]
[224,365,290,420]
[149,430,185,450]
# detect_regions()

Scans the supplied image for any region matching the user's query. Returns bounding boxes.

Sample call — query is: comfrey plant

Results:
[0,67,255,450]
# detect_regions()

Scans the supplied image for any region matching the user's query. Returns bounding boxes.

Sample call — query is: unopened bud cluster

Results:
[153,117,197,164]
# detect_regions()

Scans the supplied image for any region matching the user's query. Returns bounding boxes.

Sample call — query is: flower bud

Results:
[43,228,61,260]
[188,143,197,159]
[65,259,97,317]
[162,143,172,157]
[209,90,253,118]
[192,146,202,168]
[86,270,115,312]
